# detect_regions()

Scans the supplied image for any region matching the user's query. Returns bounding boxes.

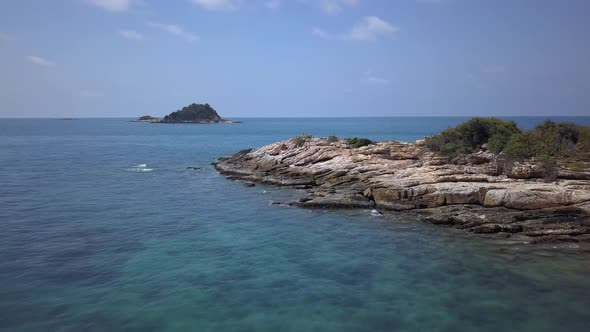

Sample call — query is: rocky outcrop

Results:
[213,137,590,249]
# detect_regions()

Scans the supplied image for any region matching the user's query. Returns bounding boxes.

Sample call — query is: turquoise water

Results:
[1,117,590,331]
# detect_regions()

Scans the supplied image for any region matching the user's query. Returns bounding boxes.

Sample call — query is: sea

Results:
[1,117,590,332]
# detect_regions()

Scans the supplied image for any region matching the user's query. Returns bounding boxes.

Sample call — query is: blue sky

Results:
[0,0,589,117]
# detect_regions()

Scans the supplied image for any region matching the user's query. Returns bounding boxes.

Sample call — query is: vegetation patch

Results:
[425,118,521,157]
[503,121,585,161]
[425,118,590,164]
[161,103,222,123]
[327,135,339,143]
[138,115,159,121]
[293,134,312,147]
[346,137,373,148]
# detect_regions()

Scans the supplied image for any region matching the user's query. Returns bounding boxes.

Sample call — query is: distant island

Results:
[136,103,240,124]
[137,115,161,122]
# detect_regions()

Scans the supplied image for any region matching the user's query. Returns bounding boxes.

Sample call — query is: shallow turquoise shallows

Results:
[1,117,590,332]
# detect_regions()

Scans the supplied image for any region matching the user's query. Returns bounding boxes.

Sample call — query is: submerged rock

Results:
[213,136,590,250]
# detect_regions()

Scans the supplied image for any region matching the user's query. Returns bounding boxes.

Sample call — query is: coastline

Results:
[214,136,590,252]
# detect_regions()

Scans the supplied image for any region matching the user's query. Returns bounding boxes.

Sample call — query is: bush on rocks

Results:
[346,137,373,148]
[293,134,312,147]
[425,118,521,157]
[425,118,590,164]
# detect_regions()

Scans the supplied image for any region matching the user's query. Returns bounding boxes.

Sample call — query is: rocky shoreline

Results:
[213,137,590,251]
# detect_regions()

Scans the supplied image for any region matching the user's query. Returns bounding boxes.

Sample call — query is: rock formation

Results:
[213,136,590,249]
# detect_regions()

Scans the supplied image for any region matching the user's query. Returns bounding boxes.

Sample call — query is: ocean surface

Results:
[1,117,590,332]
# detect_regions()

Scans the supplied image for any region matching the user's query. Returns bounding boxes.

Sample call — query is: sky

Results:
[0,0,589,118]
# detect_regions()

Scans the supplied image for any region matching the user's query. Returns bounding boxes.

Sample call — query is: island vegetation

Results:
[137,115,160,122]
[161,103,238,123]
[135,103,239,124]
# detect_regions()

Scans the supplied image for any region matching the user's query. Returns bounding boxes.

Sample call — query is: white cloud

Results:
[81,90,104,97]
[191,0,239,11]
[348,16,397,41]
[312,16,397,42]
[119,29,143,40]
[26,55,55,67]
[85,0,138,12]
[148,22,199,42]
[308,0,359,15]
[189,0,357,13]
[363,69,390,85]
[311,27,331,39]
[482,65,506,74]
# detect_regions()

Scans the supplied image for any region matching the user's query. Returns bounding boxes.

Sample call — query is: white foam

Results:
[126,167,154,172]
[136,164,147,168]
[370,209,383,217]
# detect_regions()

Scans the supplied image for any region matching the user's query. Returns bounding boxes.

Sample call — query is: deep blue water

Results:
[1,117,590,332]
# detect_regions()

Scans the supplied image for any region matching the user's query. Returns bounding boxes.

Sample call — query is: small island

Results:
[136,115,161,122]
[135,103,240,124]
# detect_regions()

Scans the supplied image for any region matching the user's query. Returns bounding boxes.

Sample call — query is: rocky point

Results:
[213,137,590,251]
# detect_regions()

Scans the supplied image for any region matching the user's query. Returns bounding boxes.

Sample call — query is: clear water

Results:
[1,117,590,332]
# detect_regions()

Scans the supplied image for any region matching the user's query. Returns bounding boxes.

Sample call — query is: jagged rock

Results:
[213,137,590,249]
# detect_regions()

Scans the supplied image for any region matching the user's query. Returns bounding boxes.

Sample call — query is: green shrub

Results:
[425,118,521,157]
[487,133,511,154]
[503,132,534,159]
[503,120,583,160]
[425,117,590,162]
[531,120,577,158]
[346,137,373,148]
[327,135,339,143]
[576,124,590,161]
[293,134,312,147]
